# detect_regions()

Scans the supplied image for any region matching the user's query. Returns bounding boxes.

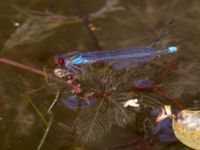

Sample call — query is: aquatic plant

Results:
[1,0,200,150]
[3,0,124,50]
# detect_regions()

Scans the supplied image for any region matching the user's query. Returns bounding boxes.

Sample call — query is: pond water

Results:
[0,0,200,150]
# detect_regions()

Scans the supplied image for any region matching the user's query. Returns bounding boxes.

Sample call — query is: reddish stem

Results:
[155,57,179,84]
[133,87,184,110]
[152,88,184,109]
[0,57,68,84]
[0,57,45,76]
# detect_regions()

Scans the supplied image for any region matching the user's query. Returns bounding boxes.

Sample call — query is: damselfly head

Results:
[55,55,66,65]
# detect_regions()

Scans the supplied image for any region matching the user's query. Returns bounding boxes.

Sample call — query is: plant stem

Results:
[47,90,60,113]
[37,115,53,150]
[25,95,48,126]
[133,87,184,109]
[72,0,101,50]
[0,57,45,76]
[0,56,68,84]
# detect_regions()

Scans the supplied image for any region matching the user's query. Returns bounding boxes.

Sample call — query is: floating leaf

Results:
[172,109,200,150]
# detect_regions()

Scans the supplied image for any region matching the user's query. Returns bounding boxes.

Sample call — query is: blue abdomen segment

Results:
[167,46,177,53]
[84,47,156,62]
[71,47,157,65]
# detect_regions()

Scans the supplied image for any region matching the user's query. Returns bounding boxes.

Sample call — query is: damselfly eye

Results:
[55,59,65,65]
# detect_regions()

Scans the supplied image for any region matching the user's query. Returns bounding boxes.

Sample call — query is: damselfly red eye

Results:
[55,59,65,65]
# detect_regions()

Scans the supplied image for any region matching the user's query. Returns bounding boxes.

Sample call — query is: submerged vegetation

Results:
[0,0,200,150]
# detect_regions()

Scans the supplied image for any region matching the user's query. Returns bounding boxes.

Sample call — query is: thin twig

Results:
[0,57,45,76]
[57,122,73,133]
[48,90,60,113]
[25,95,48,126]
[133,87,184,109]
[0,56,68,84]
[27,84,56,94]
[155,57,179,84]
[152,88,184,109]
[37,115,54,150]
[72,0,101,50]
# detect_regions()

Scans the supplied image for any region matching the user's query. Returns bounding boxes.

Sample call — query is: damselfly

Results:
[55,46,177,74]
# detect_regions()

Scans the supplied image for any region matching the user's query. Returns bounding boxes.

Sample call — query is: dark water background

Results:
[0,0,200,149]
